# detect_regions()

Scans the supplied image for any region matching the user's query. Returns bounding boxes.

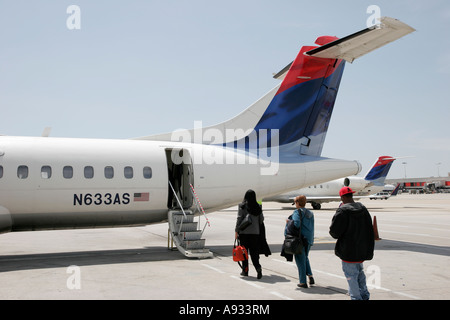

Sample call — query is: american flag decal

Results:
[134,192,149,202]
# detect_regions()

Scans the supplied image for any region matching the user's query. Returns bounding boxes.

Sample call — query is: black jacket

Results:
[235,203,271,257]
[329,202,374,262]
[280,214,300,262]
[258,222,272,257]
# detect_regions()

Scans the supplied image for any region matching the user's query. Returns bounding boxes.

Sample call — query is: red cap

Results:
[339,186,355,197]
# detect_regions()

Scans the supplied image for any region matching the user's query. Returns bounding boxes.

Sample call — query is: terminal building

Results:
[385,174,450,193]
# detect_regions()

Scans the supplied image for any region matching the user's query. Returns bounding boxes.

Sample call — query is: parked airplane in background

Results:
[0,17,414,257]
[264,156,398,209]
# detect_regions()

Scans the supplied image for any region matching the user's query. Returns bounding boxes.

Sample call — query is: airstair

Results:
[167,183,213,259]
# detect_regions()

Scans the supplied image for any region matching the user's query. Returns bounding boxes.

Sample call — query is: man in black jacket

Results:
[329,187,374,300]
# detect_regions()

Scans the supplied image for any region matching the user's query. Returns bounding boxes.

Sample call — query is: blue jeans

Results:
[341,261,370,300]
[294,243,312,284]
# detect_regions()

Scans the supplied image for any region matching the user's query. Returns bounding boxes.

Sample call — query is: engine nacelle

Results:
[343,177,370,191]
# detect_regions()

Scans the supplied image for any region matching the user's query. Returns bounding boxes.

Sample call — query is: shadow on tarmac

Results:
[0,247,184,273]
[1,238,448,273]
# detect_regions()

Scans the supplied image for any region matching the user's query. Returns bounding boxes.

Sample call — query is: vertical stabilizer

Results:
[364,156,396,185]
[133,17,415,162]
[252,37,345,157]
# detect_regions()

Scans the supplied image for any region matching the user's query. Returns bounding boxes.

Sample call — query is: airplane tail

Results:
[364,156,396,185]
[390,183,401,196]
[134,44,345,158]
[251,38,345,157]
[134,17,414,159]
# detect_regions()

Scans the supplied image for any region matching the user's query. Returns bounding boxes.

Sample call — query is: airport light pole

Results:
[436,162,441,177]
[402,162,407,179]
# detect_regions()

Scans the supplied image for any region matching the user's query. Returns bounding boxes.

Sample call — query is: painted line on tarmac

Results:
[201,263,226,274]
[380,230,450,241]
[273,258,345,281]
[230,275,265,289]
[230,275,293,300]
[269,291,294,300]
[200,262,294,300]
[272,259,421,300]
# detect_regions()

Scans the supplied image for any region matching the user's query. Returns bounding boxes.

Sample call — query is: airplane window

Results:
[84,166,94,179]
[124,166,133,179]
[41,166,52,179]
[17,165,28,179]
[105,166,114,179]
[143,166,152,179]
[63,166,73,179]
[0,165,3,178]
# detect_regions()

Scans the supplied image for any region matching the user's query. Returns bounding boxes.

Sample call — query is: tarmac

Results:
[0,193,449,301]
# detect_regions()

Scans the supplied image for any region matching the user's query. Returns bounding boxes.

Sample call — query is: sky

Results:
[0,0,449,180]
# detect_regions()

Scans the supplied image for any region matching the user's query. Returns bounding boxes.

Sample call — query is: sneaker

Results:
[297,283,308,288]
[308,276,315,285]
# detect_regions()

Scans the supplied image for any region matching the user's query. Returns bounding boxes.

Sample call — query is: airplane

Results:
[264,155,398,209]
[0,17,414,256]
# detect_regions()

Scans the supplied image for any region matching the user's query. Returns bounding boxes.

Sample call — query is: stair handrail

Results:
[189,183,210,236]
[168,180,187,235]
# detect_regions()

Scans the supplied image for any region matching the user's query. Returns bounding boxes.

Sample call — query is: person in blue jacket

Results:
[292,195,315,288]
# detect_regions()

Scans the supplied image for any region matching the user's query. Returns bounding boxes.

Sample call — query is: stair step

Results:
[183,239,206,249]
[181,231,202,240]
[183,248,214,259]
[167,209,212,259]
[189,248,211,253]
[178,222,198,232]
[172,213,194,224]
[173,214,194,224]
[169,210,193,216]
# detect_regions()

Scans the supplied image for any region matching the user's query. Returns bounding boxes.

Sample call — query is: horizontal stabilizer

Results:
[305,17,415,63]
[272,62,292,80]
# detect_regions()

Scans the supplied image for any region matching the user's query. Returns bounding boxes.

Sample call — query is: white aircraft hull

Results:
[0,136,360,232]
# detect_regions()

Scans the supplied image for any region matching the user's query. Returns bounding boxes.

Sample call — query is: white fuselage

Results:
[264,176,385,205]
[298,177,382,197]
[0,136,360,233]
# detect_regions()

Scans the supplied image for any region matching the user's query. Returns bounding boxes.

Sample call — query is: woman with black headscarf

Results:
[235,189,270,279]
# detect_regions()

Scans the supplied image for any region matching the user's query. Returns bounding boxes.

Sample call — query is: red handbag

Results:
[233,239,248,262]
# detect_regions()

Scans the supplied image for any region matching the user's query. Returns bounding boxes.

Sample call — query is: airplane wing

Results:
[302,193,385,204]
[286,195,342,204]
[273,16,414,80]
[305,17,415,63]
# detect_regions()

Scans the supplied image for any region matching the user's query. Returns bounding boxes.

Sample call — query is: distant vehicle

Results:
[370,192,390,200]
[369,183,400,200]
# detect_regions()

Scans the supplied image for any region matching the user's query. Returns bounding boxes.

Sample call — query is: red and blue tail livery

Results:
[254,35,346,157]
[365,156,397,185]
